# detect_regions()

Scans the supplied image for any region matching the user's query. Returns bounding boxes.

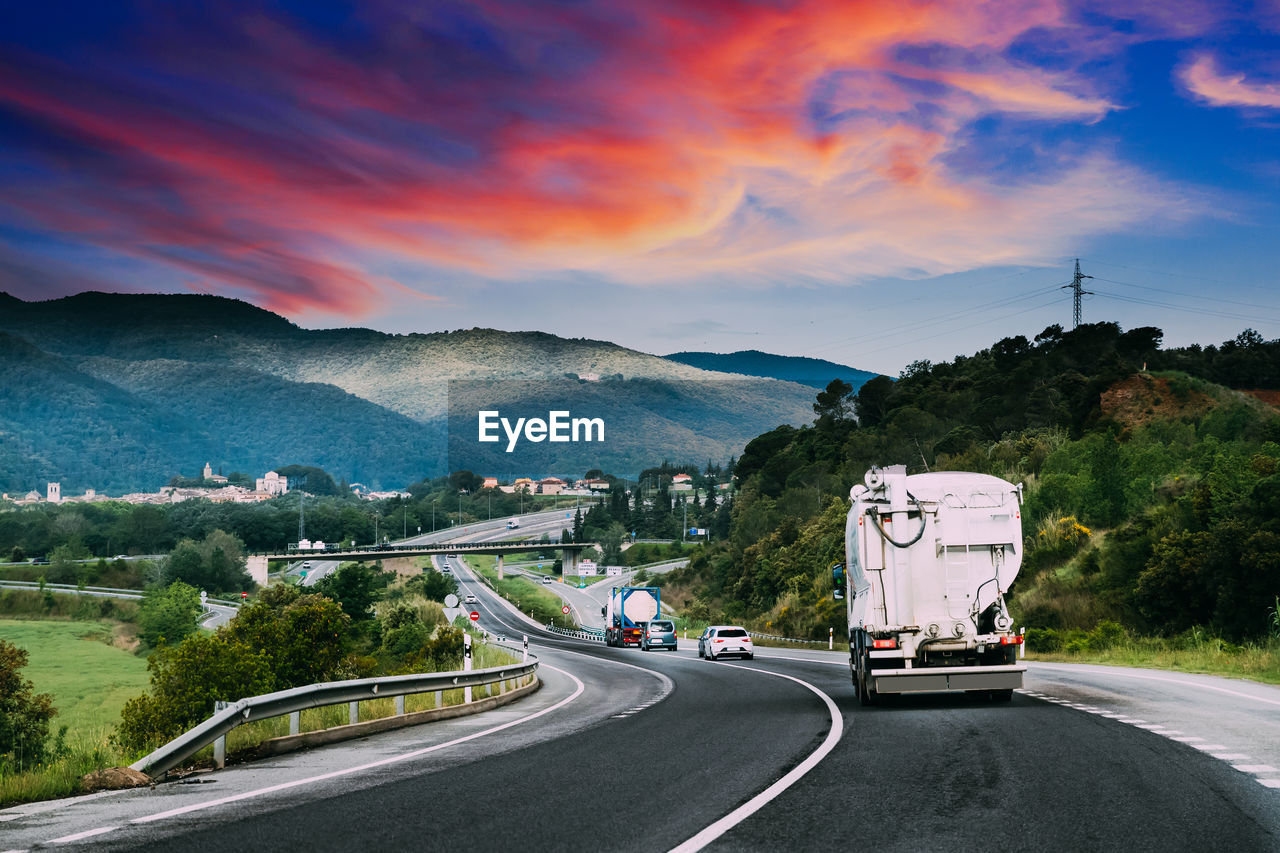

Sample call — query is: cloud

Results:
[0,0,1215,314]
[1180,53,1280,109]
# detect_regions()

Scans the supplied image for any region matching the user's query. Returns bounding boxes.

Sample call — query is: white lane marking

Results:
[127,662,587,826]
[1211,754,1252,761]
[1232,764,1278,773]
[1158,731,1183,736]
[1259,779,1280,788]
[1169,736,1205,743]
[668,664,843,853]
[1031,663,1280,708]
[50,826,117,843]
[1191,744,1231,752]
[1135,723,1167,730]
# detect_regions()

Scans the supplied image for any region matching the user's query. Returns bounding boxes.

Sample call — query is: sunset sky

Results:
[2,1,1278,374]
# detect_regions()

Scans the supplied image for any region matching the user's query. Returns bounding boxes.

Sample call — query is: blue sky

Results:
[1,1,1278,374]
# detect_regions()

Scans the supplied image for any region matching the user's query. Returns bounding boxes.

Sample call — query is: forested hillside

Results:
[663,323,1280,643]
[0,292,817,491]
[663,349,879,390]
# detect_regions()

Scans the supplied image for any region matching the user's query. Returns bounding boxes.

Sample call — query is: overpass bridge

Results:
[245,540,600,584]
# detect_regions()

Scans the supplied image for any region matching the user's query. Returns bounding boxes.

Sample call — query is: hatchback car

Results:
[641,619,677,651]
[698,626,754,660]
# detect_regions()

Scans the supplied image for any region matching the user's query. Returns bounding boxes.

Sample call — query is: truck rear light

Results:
[999,635,1023,645]
[872,638,897,649]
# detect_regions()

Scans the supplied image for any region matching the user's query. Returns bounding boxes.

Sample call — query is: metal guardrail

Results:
[0,580,242,608]
[130,657,539,778]
[747,630,830,646]
[544,625,604,642]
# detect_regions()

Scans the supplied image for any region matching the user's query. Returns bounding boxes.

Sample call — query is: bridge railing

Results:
[130,655,538,779]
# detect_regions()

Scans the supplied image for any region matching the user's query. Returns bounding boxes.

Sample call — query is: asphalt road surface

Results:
[5,519,1278,852]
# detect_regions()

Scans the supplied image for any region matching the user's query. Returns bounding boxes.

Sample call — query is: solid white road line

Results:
[122,662,586,827]
[668,664,843,853]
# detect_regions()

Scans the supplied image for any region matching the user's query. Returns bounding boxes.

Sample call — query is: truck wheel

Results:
[857,661,878,706]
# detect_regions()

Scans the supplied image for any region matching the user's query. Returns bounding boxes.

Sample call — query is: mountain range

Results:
[663,350,880,390]
[0,292,845,494]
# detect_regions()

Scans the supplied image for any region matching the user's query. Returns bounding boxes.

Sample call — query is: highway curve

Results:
[6,523,1279,852]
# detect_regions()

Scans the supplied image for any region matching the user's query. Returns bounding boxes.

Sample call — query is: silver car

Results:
[641,619,677,651]
[698,625,754,661]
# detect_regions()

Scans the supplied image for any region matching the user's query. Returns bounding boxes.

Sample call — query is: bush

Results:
[0,639,57,771]
[115,634,274,753]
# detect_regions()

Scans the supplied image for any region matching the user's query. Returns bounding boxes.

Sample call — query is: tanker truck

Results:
[602,586,660,647]
[834,465,1025,704]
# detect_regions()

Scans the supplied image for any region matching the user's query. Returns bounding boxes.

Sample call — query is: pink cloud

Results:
[1180,53,1280,109]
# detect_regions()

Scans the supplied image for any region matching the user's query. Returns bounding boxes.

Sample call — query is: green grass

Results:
[1026,636,1280,684]
[0,619,149,807]
[466,556,580,628]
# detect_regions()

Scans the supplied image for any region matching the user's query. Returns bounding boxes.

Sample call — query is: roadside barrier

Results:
[747,630,829,646]
[544,624,605,643]
[130,655,538,779]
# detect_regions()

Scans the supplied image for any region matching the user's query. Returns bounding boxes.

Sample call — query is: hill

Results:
[660,322,1280,644]
[0,293,816,493]
[663,349,880,390]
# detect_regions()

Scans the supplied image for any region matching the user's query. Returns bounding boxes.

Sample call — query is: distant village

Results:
[2,465,715,508]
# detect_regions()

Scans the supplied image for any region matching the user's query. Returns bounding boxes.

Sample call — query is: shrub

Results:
[0,639,57,771]
[115,634,274,753]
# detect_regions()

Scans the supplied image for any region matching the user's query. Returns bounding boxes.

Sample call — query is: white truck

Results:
[835,465,1025,704]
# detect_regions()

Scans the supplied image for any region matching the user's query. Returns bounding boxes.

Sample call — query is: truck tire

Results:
[857,655,878,706]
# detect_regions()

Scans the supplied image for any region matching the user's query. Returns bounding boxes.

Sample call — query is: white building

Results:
[255,470,288,496]
[46,482,61,503]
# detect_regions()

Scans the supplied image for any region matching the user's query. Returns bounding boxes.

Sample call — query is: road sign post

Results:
[463,632,473,704]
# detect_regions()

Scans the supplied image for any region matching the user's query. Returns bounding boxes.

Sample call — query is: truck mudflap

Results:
[870,664,1025,694]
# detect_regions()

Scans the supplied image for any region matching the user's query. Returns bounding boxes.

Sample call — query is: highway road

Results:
[5,519,1278,851]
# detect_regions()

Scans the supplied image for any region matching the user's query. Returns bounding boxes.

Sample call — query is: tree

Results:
[314,562,390,620]
[139,581,202,647]
[813,378,854,427]
[0,639,57,770]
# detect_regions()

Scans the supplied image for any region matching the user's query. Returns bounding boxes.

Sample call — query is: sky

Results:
[1,0,1278,375]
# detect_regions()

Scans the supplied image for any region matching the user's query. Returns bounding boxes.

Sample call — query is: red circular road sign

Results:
[469,611,480,622]
[561,605,570,615]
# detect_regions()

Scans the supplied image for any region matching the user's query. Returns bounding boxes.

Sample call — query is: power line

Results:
[1089,288,1280,326]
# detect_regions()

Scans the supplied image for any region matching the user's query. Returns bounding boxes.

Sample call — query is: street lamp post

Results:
[432,500,438,533]
[403,505,407,540]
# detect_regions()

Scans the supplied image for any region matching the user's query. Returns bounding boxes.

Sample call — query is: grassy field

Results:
[1026,638,1280,685]
[0,619,149,806]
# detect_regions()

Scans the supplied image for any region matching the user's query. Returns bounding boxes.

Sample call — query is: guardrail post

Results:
[289,711,300,735]
[395,695,405,715]
[463,633,473,703]
[434,689,443,708]
[349,701,359,725]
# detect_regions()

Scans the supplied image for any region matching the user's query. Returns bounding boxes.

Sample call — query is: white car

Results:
[698,626,754,661]
[464,594,478,604]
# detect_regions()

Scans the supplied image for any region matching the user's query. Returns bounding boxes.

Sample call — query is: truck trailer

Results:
[602,586,661,647]
[835,465,1025,704]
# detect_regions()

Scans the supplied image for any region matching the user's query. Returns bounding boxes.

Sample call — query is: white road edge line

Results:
[49,826,117,844]
[668,663,843,853]
[126,662,587,827]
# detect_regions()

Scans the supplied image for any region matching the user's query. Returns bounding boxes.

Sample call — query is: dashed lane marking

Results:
[1232,764,1278,774]
[49,826,117,844]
